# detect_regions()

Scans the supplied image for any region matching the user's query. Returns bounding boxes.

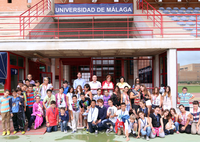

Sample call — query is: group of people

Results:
[0,72,200,141]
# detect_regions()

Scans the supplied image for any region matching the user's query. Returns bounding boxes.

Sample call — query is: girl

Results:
[110,86,121,109]
[84,84,93,101]
[137,111,151,141]
[140,85,151,110]
[66,87,74,127]
[162,86,173,110]
[170,108,179,134]
[121,86,131,112]
[151,87,162,109]
[33,80,41,97]
[162,109,175,135]
[55,87,67,111]
[75,85,82,101]
[137,100,149,117]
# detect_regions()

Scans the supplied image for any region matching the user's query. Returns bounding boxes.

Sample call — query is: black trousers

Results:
[164,129,174,135]
[88,122,98,133]
[28,115,36,129]
[25,106,31,123]
[179,124,191,134]
[12,112,25,131]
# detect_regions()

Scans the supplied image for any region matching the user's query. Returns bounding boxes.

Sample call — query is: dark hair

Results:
[138,111,145,115]
[29,84,33,88]
[108,98,113,102]
[46,89,52,93]
[4,89,10,93]
[193,100,199,106]
[153,87,159,95]
[18,80,23,84]
[23,84,28,87]
[114,86,121,102]
[84,84,91,91]
[124,86,129,89]
[16,87,22,92]
[97,99,104,104]
[80,92,85,96]
[72,95,77,98]
[91,99,96,103]
[60,107,65,111]
[163,109,170,120]
[154,106,160,110]
[35,80,40,84]
[68,87,74,94]
[119,76,125,82]
[169,108,177,117]
[182,87,188,91]
[12,89,17,93]
[121,102,126,106]
[179,104,185,108]
[135,78,140,85]
[97,88,101,91]
[25,79,30,82]
[63,80,68,84]
[77,72,82,75]
[59,87,64,90]
[51,100,56,105]
[104,89,108,92]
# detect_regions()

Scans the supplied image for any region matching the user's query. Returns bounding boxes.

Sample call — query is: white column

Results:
[167,49,177,109]
[51,0,55,14]
[63,65,70,82]
[154,54,159,87]
[51,58,55,86]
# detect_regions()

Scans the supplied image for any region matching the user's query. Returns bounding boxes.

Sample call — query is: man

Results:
[73,72,86,89]
[43,89,56,110]
[89,75,101,95]
[23,74,35,85]
[149,106,165,138]
[190,101,200,135]
[178,87,195,111]
[40,77,53,101]
[63,80,69,95]
[46,101,59,133]
[87,100,99,134]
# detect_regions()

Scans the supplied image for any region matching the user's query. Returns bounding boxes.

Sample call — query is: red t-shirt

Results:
[46,107,59,126]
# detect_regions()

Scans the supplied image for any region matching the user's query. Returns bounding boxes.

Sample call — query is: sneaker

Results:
[132,133,137,138]
[106,129,110,133]
[21,131,25,135]
[95,130,98,134]
[141,136,145,139]
[7,131,10,136]
[13,131,18,135]
[71,131,76,134]
[64,130,67,134]
[83,127,87,131]
[2,131,6,136]
[86,130,89,134]
[27,128,30,131]
[146,136,149,141]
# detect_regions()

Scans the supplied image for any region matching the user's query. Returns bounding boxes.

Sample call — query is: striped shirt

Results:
[0,96,11,113]
[190,108,200,123]
[27,91,35,108]
[178,93,193,107]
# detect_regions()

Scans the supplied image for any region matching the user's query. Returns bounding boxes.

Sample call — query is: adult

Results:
[116,76,131,93]
[40,77,53,101]
[63,80,69,95]
[102,75,114,96]
[23,74,35,85]
[89,75,101,95]
[73,72,86,89]
[110,86,121,109]
[151,87,162,109]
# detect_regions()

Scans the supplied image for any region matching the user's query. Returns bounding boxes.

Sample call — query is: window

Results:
[18,56,24,67]
[10,54,17,66]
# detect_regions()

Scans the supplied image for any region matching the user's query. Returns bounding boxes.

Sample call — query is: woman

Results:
[162,86,173,110]
[75,85,82,101]
[151,87,162,109]
[137,111,151,141]
[55,87,67,110]
[162,109,175,135]
[132,78,140,90]
[66,87,74,127]
[84,84,93,101]
[170,108,179,134]
[110,86,121,109]
[140,85,151,110]
[121,86,131,112]
[116,76,131,93]
[130,84,141,114]
[137,100,149,117]
[102,75,114,95]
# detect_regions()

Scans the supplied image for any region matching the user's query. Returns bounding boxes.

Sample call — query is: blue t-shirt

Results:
[9,97,21,113]
[63,87,69,95]
[59,111,69,122]
[178,93,193,107]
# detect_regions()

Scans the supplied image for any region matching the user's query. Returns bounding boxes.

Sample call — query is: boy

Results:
[25,79,30,87]
[43,89,56,110]
[125,114,137,141]
[0,89,11,136]
[46,101,59,133]
[102,99,117,133]
[178,87,195,111]
[87,100,99,134]
[9,89,25,135]
[59,107,69,133]
[79,92,91,133]
[71,95,80,133]
[103,90,111,109]
[149,106,165,138]
[190,101,200,135]
[26,84,35,115]
[33,80,41,97]
[96,99,107,131]
[93,88,104,104]
[17,80,23,88]
[63,80,69,95]
[114,103,129,135]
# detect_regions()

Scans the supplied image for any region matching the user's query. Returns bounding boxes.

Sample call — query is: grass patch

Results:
[178,86,200,93]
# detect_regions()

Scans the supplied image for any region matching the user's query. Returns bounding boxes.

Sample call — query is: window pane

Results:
[10,54,17,66]
[18,56,24,67]
[19,69,24,81]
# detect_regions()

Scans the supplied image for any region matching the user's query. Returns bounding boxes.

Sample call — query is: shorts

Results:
[146,100,152,106]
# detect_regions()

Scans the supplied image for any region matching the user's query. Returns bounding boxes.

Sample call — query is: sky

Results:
[177,51,200,66]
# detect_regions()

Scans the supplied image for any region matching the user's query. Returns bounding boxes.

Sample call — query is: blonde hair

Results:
[44,77,49,81]
[130,114,136,120]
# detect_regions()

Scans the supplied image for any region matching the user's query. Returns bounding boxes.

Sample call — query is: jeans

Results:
[29,107,33,115]
[126,104,130,112]
[174,122,179,132]
[140,126,151,137]
[60,121,68,132]
[46,125,58,133]
[102,119,115,132]
[88,122,98,133]
[28,115,36,129]
[185,107,190,111]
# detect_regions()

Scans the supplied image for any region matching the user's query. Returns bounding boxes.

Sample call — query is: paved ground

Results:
[0,130,200,142]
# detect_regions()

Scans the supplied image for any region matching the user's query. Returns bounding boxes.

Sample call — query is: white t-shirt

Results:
[40,84,53,100]
[125,119,137,134]
[57,93,66,108]
[89,81,101,95]
[116,109,129,122]
[67,93,73,105]
[107,106,118,123]
[179,111,191,125]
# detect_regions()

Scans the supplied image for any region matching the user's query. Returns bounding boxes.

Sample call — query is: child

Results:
[121,86,131,112]
[66,87,74,127]
[75,85,82,101]
[103,89,111,109]
[46,101,59,133]
[115,103,129,135]
[162,109,174,135]
[137,111,151,141]
[71,95,80,133]
[55,87,67,110]
[125,114,138,141]
[170,108,179,134]
[63,80,69,95]
[43,89,56,110]
[137,100,149,117]
[151,87,161,109]
[59,107,69,133]
[102,99,117,133]
[87,100,99,134]
[93,88,104,104]
[190,101,200,135]
[17,80,23,88]
[178,87,195,111]
[0,90,11,136]
[9,89,25,135]
[162,86,173,110]
[25,79,30,87]
[130,84,140,114]
[33,80,41,97]
[96,99,107,131]
[26,84,35,115]
[27,96,43,131]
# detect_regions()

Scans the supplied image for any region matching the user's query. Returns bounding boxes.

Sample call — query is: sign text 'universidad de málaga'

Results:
[55,3,133,15]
